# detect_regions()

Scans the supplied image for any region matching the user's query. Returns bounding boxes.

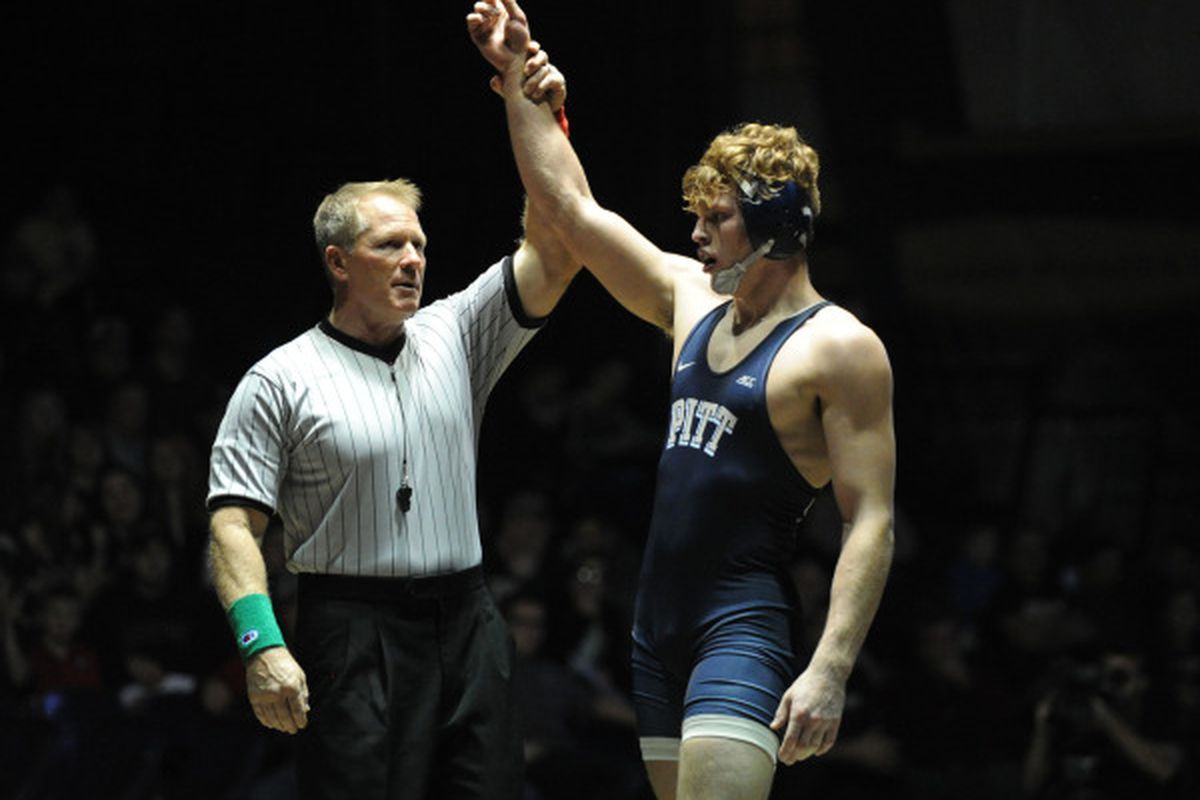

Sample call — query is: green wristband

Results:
[227,593,286,663]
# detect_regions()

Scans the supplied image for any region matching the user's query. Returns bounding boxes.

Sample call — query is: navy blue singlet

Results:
[631,299,831,736]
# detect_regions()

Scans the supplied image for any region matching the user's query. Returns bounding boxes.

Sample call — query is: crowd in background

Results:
[1,187,1197,799]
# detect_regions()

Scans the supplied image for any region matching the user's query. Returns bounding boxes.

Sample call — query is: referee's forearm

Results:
[208,508,271,609]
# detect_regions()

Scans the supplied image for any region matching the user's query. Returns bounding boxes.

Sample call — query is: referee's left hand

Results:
[246,647,309,734]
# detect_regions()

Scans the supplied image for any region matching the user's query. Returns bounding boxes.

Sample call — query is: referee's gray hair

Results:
[313,178,424,256]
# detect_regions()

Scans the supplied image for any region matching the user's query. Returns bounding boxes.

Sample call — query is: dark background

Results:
[3,1,1200,798]
[6,0,1198,533]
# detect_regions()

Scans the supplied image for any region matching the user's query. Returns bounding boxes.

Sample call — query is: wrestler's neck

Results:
[729,257,819,335]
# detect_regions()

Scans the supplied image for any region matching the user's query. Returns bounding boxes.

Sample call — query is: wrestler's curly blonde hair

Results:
[682,123,821,216]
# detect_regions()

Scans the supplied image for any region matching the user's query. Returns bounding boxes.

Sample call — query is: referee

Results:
[205,53,575,800]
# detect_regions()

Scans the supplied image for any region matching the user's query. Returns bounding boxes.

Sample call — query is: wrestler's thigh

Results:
[685,608,795,727]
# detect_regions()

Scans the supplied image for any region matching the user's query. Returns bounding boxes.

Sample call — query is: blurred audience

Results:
[502,591,643,800]
[0,185,1195,799]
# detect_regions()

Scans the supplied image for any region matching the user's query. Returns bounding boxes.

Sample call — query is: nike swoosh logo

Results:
[676,361,695,372]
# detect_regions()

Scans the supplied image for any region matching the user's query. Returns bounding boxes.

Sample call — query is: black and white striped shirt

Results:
[207,256,542,577]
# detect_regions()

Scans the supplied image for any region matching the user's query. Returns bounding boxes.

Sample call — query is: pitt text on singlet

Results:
[665,398,738,456]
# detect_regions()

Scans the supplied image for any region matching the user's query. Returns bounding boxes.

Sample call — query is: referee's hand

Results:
[246,647,310,734]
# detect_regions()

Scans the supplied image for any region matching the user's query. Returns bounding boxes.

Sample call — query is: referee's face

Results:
[343,193,427,325]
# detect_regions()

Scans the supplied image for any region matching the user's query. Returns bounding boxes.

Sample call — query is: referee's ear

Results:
[325,246,350,285]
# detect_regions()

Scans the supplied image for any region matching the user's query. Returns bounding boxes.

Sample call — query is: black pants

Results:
[294,568,521,800]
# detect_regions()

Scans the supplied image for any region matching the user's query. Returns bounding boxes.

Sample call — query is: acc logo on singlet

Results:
[665,397,737,456]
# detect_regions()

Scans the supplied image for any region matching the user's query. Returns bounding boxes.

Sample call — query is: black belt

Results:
[297,565,485,602]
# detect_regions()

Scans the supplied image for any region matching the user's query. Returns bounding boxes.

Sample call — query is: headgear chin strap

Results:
[710,239,773,295]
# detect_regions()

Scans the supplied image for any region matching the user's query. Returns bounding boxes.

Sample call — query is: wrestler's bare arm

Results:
[772,318,895,764]
[469,0,693,332]
[505,53,581,317]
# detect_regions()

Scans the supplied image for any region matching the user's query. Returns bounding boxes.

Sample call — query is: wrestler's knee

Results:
[677,726,775,800]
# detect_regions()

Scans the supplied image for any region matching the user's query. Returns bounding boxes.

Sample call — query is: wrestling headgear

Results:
[710,178,814,295]
[738,177,814,258]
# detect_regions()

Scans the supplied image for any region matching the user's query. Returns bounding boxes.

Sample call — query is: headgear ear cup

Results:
[738,179,814,258]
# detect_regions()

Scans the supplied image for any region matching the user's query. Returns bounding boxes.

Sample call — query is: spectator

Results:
[102,380,151,477]
[78,315,135,407]
[487,488,561,605]
[144,305,213,441]
[0,563,40,792]
[13,387,70,494]
[3,583,132,799]
[2,184,96,311]
[1023,644,1188,799]
[986,525,1077,691]
[891,611,1018,799]
[144,432,209,557]
[502,591,643,800]
[947,520,1004,638]
[1,184,98,381]
[553,550,635,698]
[91,466,152,563]
[83,532,217,690]
[8,585,103,696]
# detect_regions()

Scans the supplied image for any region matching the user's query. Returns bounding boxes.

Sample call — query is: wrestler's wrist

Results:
[806,653,853,684]
[227,593,286,664]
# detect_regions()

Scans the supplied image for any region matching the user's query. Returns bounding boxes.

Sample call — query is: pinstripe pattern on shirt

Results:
[207,257,540,577]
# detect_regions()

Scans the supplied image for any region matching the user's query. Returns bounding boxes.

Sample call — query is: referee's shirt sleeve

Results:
[207,370,288,518]
[447,255,547,415]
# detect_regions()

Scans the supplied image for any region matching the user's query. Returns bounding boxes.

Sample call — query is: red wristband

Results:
[553,106,570,138]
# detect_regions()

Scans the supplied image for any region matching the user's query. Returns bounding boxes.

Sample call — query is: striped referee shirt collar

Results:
[318,317,406,363]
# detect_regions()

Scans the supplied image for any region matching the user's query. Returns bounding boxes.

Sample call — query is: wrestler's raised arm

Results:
[468,0,701,332]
